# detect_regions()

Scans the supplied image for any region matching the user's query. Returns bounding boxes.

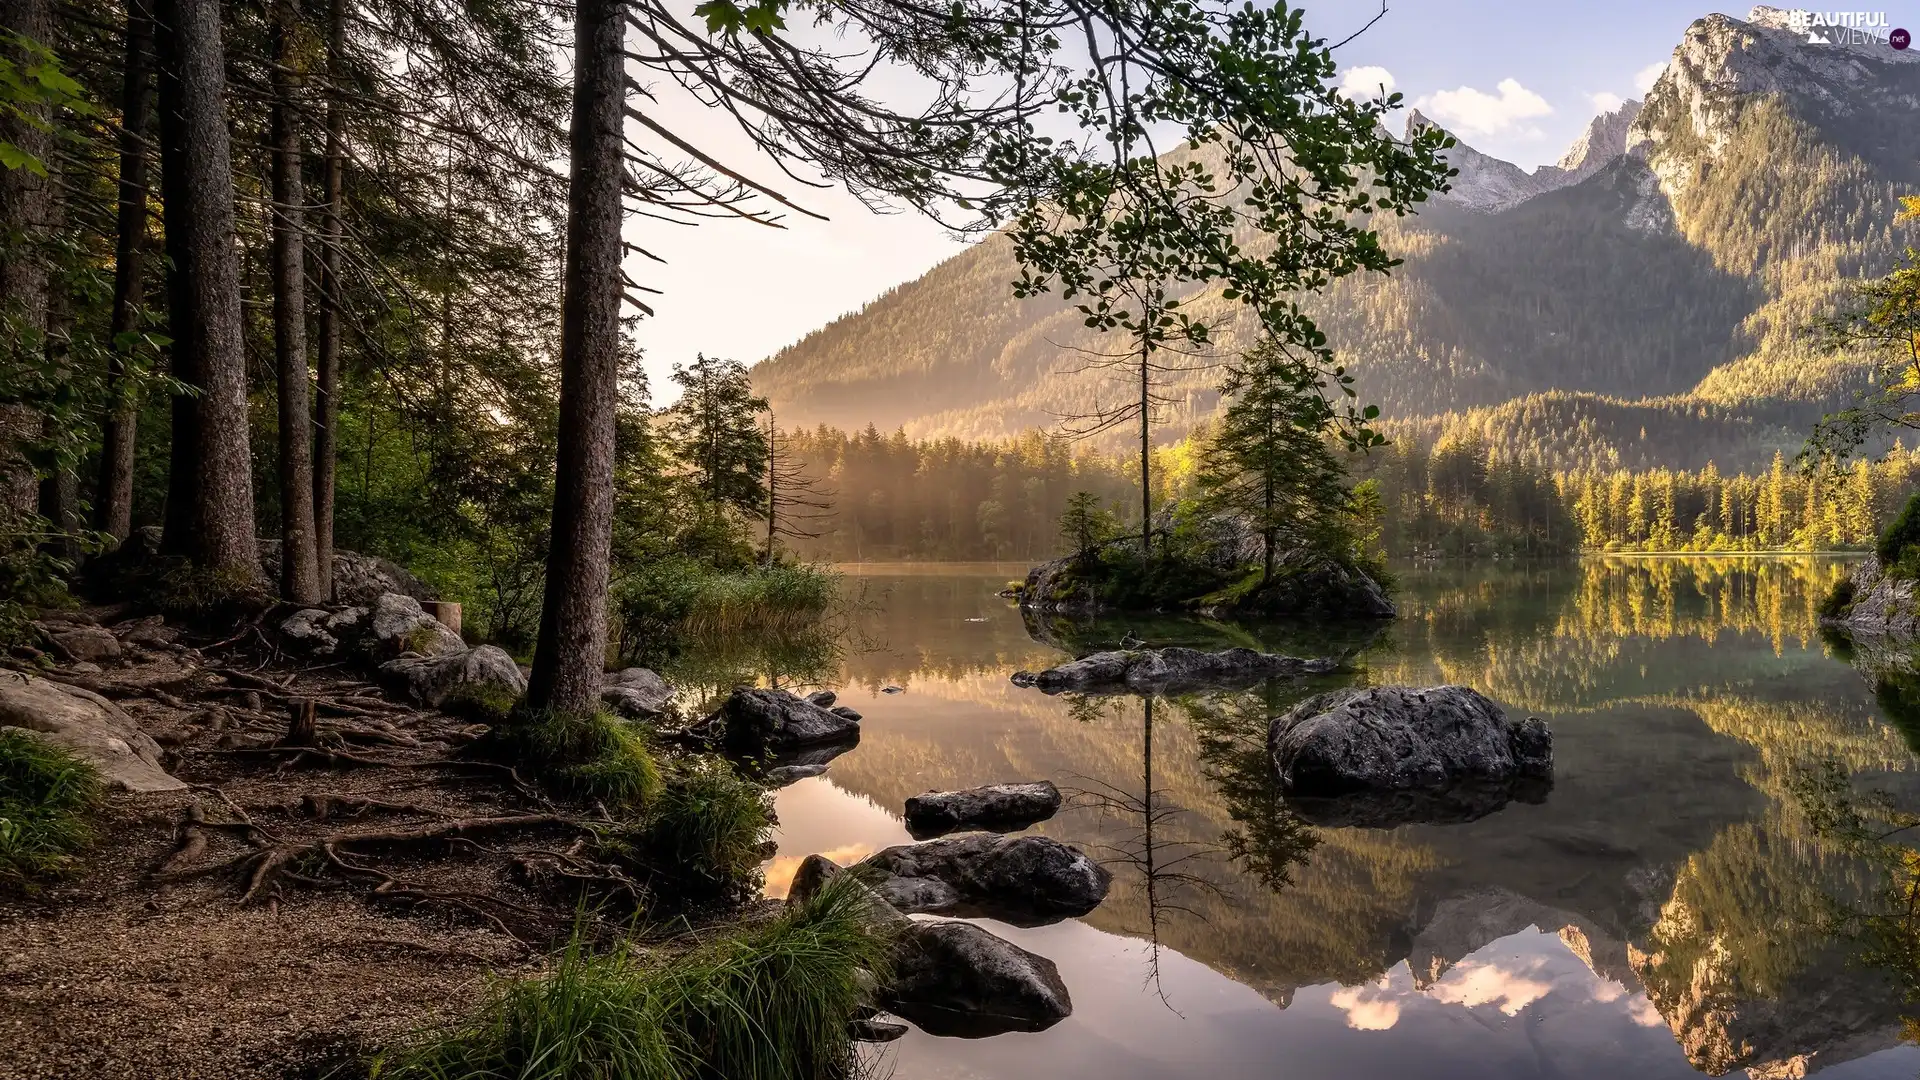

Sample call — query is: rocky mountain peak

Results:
[1552,100,1643,179]
[1627,7,1920,197]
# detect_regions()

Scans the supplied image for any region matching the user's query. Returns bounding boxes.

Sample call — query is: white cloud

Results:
[1428,958,1556,1016]
[1329,984,1402,1030]
[1338,65,1398,101]
[1589,91,1626,114]
[1414,78,1553,138]
[1634,61,1668,93]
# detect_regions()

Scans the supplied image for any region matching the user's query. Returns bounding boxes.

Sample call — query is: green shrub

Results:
[614,558,840,661]
[489,709,663,811]
[0,730,103,890]
[373,875,894,1080]
[1878,493,1920,569]
[1819,578,1859,620]
[607,760,772,896]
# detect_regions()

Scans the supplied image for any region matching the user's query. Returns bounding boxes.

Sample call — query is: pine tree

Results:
[666,354,769,520]
[1196,341,1350,582]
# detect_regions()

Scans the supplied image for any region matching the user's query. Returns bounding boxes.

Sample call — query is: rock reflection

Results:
[792,560,1920,1076]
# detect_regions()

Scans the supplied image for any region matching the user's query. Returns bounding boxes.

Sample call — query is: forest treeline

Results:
[775,426,1920,561]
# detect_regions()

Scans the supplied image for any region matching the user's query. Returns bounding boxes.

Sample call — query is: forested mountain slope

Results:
[751,7,1920,472]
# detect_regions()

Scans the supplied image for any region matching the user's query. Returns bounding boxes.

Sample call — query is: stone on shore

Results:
[695,687,860,754]
[601,667,673,719]
[0,672,184,792]
[378,645,527,708]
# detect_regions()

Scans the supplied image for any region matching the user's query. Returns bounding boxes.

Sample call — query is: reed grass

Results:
[372,876,894,1080]
[0,729,102,891]
[488,708,663,811]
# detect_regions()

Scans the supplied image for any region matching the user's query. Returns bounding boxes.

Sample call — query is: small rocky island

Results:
[1014,503,1396,620]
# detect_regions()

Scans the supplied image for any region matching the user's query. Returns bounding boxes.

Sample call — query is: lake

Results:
[722,558,1920,1080]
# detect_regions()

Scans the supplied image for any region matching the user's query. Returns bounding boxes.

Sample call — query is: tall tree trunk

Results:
[270,0,320,603]
[37,171,76,549]
[0,0,56,527]
[1139,338,1151,562]
[96,0,156,542]
[311,0,345,598]
[526,0,626,716]
[155,0,260,576]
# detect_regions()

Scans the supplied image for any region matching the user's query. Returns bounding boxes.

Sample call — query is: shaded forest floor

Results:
[0,611,722,1080]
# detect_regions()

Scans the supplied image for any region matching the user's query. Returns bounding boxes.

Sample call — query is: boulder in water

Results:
[1268,685,1553,801]
[904,781,1062,839]
[882,920,1074,1038]
[1012,646,1339,695]
[695,687,860,753]
[854,832,1110,926]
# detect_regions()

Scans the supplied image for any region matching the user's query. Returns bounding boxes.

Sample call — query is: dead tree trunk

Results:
[0,0,56,526]
[155,0,260,577]
[525,0,627,716]
[311,0,346,599]
[270,0,321,603]
[96,0,156,543]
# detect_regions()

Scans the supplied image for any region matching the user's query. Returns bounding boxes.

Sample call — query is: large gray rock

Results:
[601,667,673,719]
[369,593,464,660]
[883,920,1074,1038]
[278,606,369,658]
[44,624,122,664]
[0,671,184,792]
[1268,685,1553,805]
[378,645,526,708]
[786,852,1076,1038]
[260,541,430,607]
[1017,556,1100,614]
[696,687,860,753]
[905,781,1062,839]
[1012,646,1339,695]
[1825,557,1920,641]
[854,833,1111,926]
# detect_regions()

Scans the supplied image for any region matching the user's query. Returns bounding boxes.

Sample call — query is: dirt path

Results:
[1,616,626,1079]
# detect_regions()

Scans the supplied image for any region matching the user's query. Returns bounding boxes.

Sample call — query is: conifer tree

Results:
[665,354,769,520]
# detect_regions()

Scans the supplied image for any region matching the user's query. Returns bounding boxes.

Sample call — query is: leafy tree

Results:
[1806,197,1920,463]
[1197,340,1352,582]
[665,354,769,520]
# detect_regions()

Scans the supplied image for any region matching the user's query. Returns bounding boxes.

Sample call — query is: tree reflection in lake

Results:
[753,559,1920,1079]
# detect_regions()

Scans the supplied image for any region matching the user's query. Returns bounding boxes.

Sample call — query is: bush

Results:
[606,760,772,897]
[1878,492,1920,569]
[1819,577,1859,620]
[0,730,103,891]
[614,558,839,661]
[488,709,663,811]
[373,875,894,1080]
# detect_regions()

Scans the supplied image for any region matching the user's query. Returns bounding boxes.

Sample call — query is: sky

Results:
[628,1,1748,402]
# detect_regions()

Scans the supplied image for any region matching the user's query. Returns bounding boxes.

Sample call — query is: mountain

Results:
[751,7,1920,473]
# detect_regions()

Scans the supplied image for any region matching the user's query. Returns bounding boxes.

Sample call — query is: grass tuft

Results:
[0,730,103,891]
[488,708,664,811]
[678,564,839,637]
[372,874,894,1080]
[603,760,772,897]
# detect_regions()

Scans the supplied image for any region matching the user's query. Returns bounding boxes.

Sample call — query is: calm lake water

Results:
[726,558,1920,1080]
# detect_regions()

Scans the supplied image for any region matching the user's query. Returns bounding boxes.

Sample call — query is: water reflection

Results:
[755,559,1920,1078]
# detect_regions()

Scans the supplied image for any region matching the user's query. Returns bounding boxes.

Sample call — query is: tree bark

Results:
[0,0,56,527]
[1139,337,1151,563]
[96,0,156,542]
[525,0,626,716]
[270,0,321,603]
[311,0,346,599]
[37,170,76,550]
[155,0,260,577]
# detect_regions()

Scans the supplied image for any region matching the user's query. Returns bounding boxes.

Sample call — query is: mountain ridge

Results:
[752,7,1920,472]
